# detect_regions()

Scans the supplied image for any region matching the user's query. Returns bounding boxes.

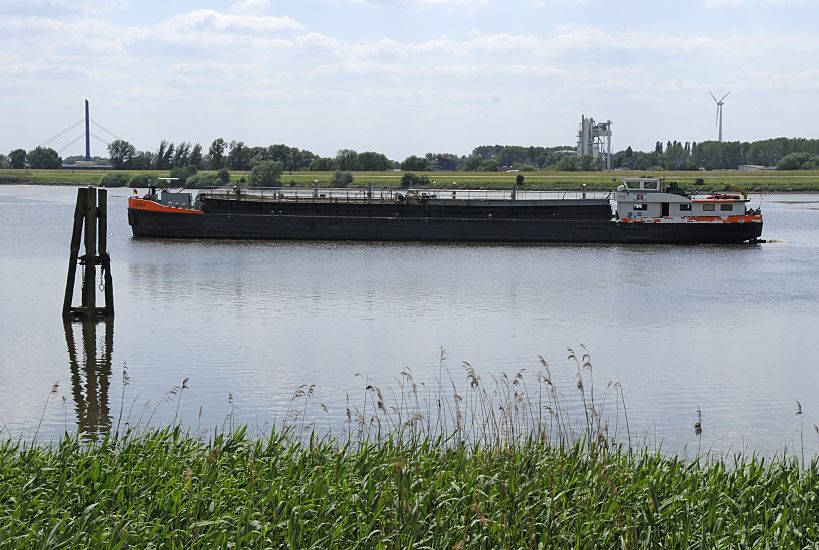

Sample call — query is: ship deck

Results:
[197,187,612,206]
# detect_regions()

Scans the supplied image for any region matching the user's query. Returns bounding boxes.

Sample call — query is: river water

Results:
[1,185,818,456]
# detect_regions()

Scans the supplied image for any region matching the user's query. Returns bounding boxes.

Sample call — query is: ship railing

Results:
[197,187,611,203]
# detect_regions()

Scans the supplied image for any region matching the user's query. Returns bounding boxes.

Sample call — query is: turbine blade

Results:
[709,90,717,102]
[720,91,731,102]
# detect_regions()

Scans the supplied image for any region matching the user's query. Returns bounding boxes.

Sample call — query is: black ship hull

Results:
[128,198,763,244]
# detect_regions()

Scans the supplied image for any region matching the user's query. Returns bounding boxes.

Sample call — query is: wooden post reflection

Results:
[64,320,113,439]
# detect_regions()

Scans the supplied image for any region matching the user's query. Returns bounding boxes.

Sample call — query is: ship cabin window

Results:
[632,203,647,210]
[642,181,659,190]
[703,203,716,211]
[625,180,642,189]
[720,203,733,211]
[679,204,692,212]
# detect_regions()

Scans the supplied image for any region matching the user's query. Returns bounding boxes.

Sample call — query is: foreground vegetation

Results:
[2,428,818,547]
[2,352,819,547]
[3,167,819,191]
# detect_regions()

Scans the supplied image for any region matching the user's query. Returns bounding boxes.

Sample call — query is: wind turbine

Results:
[709,90,731,142]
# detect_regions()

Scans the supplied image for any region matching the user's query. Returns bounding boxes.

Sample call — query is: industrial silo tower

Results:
[576,115,612,170]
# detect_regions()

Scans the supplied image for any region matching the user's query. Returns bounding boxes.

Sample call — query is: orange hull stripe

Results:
[128,198,203,215]
[620,215,762,224]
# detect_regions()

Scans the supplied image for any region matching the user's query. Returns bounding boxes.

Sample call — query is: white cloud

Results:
[165,10,304,34]
[330,0,490,8]
[702,0,746,6]
[229,0,271,15]
[163,61,263,88]
[703,0,819,5]
[311,61,406,77]
[0,0,128,14]
[526,0,590,5]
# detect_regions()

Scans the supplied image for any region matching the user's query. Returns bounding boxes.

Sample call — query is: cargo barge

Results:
[127,178,763,244]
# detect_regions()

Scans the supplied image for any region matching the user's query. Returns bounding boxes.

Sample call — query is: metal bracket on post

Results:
[63,187,114,322]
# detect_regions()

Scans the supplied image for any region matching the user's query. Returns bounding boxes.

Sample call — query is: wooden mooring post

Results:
[62,187,114,321]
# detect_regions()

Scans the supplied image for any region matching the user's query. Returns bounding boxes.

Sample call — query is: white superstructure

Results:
[613,178,760,224]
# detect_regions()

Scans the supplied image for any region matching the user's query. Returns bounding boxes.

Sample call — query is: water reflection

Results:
[64,320,113,440]
[1,185,818,454]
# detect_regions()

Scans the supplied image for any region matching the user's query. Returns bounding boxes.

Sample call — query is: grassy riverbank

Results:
[1,428,817,547]
[3,168,819,191]
[3,351,819,548]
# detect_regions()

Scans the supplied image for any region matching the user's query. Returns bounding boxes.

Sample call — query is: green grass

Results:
[4,168,819,191]
[1,428,818,547]
[2,352,819,547]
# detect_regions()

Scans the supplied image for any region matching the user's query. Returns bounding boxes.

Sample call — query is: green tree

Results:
[207,138,226,169]
[248,151,267,169]
[266,144,290,164]
[8,149,26,169]
[335,149,358,171]
[778,152,819,170]
[461,155,483,171]
[127,174,157,188]
[309,157,338,171]
[185,173,222,188]
[248,160,284,186]
[189,143,204,169]
[515,174,525,186]
[107,140,136,170]
[227,141,251,171]
[217,168,231,184]
[169,165,197,185]
[266,144,305,172]
[578,155,601,171]
[330,170,354,187]
[400,172,430,188]
[155,140,174,169]
[401,155,431,171]
[426,153,459,171]
[0,153,9,168]
[131,150,155,170]
[27,147,61,169]
[294,148,318,170]
[171,142,191,168]
[100,172,130,187]
[356,151,391,171]
[557,155,578,171]
[479,159,499,172]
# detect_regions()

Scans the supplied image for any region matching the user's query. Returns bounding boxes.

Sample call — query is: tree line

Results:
[610,137,819,171]
[3,136,819,172]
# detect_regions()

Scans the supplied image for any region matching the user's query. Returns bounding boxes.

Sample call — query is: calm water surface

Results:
[1,185,818,455]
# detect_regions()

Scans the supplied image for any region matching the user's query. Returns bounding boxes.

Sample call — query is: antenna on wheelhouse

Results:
[709,90,731,142]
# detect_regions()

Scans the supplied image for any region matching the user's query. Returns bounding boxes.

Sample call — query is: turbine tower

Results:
[709,90,731,142]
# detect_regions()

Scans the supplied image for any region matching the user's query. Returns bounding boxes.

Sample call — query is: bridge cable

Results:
[57,134,86,155]
[90,133,110,147]
[90,119,122,141]
[38,119,84,148]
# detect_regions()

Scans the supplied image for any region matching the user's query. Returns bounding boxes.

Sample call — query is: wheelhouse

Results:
[613,178,757,222]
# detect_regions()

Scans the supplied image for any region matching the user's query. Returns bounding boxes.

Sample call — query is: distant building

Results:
[576,115,612,170]
[738,165,777,171]
[62,160,110,170]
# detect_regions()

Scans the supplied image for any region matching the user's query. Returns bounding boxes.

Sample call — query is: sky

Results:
[2,0,819,160]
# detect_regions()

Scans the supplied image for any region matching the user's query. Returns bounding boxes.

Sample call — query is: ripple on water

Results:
[1,186,819,455]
